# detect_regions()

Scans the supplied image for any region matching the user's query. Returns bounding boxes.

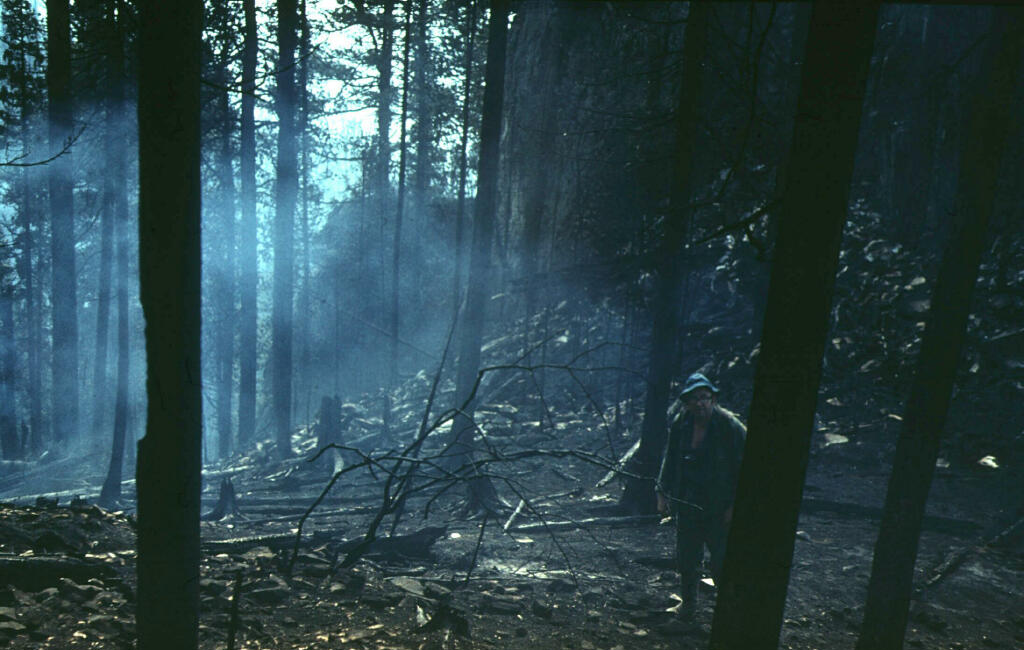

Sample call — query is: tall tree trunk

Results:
[296,0,311,430]
[237,0,258,449]
[99,173,131,507]
[213,57,237,461]
[271,0,299,458]
[91,132,115,440]
[619,1,710,514]
[46,0,79,447]
[19,99,43,455]
[375,0,395,429]
[709,3,880,649]
[452,0,477,308]
[390,0,413,394]
[411,0,432,214]
[856,10,1024,650]
[135,0,203,648]
[377,0,395,210]
[98,0,129,507]
[449,0,510,516]
[518,1,566,356]
[0,285,16,460]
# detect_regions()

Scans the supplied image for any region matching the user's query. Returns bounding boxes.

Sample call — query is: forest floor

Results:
[0,403,1020,650]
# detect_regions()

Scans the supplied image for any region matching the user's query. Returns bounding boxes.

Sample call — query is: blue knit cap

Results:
[680,372,719,397]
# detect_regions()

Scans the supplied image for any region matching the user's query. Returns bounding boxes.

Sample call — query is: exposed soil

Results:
[0,410,1020,650]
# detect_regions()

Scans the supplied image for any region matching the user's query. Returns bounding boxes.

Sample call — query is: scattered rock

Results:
[479,594,521,615]
[530,600,553,619]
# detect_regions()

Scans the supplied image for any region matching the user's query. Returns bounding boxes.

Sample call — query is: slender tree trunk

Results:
[19,112,42,454]
[411,0,432,214]
[619,1,710,514]
[376,0,395,227]
[296,0,312,429]
[709,4,880,649]
[453,0,476,307]
[46,0,79,447]
[271,0,299,458]
[374,0,396,429]
[0,286,16,459]
[237,0,258,449]
[214,58,237,461]
[449,0,510,516]
[99,179,131,507]
[390,0,413,394]
[91,137,115,440]
[135,0,203,648]
[856,10,1024,650]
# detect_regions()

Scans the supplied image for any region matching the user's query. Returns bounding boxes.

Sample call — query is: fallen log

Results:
[511,514,660,533]
[207,526,445,562]
[203,531,335,554]
[919,513,1024,591]
[337,526,448,561]
[595,438,640,488]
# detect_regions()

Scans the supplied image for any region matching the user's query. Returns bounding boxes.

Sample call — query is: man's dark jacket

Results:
[656,404,746,516]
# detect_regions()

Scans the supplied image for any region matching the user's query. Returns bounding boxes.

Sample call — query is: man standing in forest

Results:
[656,372,746,622]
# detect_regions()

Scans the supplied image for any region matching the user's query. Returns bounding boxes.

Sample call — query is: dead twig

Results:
[463,513,489,585]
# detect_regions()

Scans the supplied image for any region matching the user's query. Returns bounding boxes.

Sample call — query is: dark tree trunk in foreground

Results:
[856,10,1024,650]
[271,0,299,458]
[46,0,79,446]
[620,1,710,514]
[709,3,879,649]
[135,0,203,648]
[237,0,258,449]
[449,0,510,516]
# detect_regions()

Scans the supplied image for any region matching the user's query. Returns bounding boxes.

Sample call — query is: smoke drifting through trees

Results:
[0,5,1020,647]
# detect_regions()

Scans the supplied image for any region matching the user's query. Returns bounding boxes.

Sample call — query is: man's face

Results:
[685,388,716,420]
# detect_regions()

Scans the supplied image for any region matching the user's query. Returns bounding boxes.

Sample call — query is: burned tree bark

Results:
[449,0,510,516]
[620,1,710,515]
[237,0,259,450]
[271,0,300,458]
[709,3,880,649]
[46,0,79,447]
[212,41,238,461]
[135,0,203,648]
[99,3,130,508]
[856,9,1024,650]
[452,0,477,307]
